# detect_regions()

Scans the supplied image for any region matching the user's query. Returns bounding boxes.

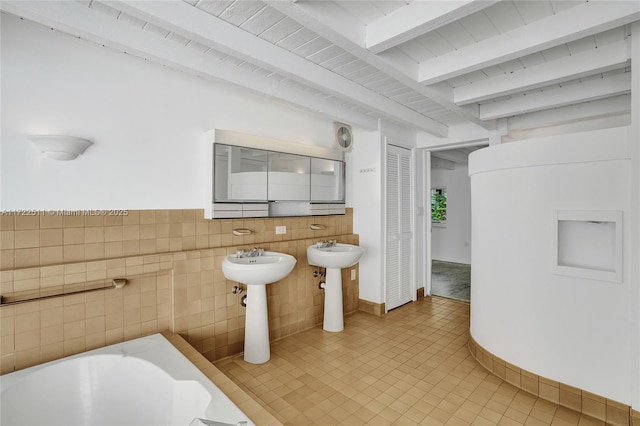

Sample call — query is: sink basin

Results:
[223,251,296,285]
[222,251,296,364]
[307,243,365,269]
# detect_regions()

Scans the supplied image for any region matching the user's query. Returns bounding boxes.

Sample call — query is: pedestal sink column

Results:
[307,243,364,333]
[221,251,296,365]
[244,285,270,364]
[323,268,344,332]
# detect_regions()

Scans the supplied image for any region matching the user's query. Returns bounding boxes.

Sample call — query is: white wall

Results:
[352,120,420,304]
[417,123,489,148]
[431,165,471,264]
[469,127,634,405]
[351,128,383,303]
[0,14,337,210]
[2,14,421,311]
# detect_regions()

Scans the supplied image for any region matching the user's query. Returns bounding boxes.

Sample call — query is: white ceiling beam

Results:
[479,73,631,120]
[508,95,631,131]
[269,0,419,78]
[0,1,378,130]
[285,0,366,50]
[366,0,498,54]
[419,1,640,85]
[455,40,630,105]
[266,0,494,131]
[109,0,447,137]
[264,1,413,87]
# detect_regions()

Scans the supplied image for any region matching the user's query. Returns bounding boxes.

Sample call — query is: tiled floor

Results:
[216,297,604,425]
[432,261,471,302]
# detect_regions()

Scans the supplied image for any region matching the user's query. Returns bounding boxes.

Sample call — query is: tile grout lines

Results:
[216,297,604,425]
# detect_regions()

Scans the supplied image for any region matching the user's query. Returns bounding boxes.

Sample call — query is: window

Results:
[431,188,447,224]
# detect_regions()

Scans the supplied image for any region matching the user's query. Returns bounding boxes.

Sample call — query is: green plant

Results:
[431,189,447,222]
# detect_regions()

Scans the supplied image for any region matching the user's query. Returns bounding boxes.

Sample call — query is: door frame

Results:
[423,150,432,297]
[420,140,489,297]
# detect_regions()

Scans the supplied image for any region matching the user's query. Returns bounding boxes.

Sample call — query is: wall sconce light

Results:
[29,135,93,161]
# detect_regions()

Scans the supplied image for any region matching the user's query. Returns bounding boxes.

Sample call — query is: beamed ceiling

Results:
[2,0,638,139]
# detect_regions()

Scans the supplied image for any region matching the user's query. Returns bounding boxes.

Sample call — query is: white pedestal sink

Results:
[222,251,296,364]
[307,243,364,332]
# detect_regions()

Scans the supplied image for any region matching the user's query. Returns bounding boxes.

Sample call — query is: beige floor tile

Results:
[215,297,590,426]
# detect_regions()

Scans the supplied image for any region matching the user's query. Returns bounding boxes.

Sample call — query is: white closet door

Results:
[386,145,413,311]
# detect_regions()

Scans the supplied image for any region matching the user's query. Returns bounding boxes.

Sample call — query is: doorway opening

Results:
[424,144,487,303]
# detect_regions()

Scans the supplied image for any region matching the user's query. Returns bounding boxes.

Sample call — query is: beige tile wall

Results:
[0,209,358,374]
[171,236,359,362]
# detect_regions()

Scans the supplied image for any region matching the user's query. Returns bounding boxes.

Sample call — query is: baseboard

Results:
[469,334,635,426]
[358,299,385,316]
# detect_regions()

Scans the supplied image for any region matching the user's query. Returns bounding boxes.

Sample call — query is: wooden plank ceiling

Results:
[2,0,638,138]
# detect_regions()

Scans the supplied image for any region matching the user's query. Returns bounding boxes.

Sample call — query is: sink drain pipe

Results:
[231,285,247,307]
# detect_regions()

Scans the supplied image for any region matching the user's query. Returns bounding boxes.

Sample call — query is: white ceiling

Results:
[2,0,638,139]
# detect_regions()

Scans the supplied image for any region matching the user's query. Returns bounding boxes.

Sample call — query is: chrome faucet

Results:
[245,247,264,257]
[236,247,264,258]
[316,240,336,248]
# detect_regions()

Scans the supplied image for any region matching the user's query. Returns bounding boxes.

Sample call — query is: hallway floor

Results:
[432,260,471,302]
[216,297,603,425]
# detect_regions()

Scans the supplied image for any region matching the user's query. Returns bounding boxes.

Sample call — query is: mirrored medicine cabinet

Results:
[205,130,345,219]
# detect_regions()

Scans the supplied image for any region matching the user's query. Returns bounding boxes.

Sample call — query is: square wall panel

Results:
[552,210,623,283]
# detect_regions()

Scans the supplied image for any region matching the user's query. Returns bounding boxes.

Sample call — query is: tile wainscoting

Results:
[0,209,358,373]
[469,335,639,426]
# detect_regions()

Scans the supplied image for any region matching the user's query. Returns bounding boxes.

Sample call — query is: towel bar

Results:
[0,278,127,306]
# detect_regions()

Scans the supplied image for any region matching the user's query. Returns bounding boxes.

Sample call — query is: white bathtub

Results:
[0,334,254,426]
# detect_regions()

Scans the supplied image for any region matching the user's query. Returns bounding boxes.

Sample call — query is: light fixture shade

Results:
[29,135,93,161]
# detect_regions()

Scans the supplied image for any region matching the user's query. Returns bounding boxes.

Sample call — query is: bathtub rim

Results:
[0,331,281,426]
[161,331,281,426]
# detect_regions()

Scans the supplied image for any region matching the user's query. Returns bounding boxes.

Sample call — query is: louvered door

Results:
[386,145,413,311]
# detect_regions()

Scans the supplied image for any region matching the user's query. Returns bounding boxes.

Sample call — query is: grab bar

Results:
[0,278,127,306]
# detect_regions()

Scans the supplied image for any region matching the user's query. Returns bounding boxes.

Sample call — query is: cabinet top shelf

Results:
[210,129,344,161]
